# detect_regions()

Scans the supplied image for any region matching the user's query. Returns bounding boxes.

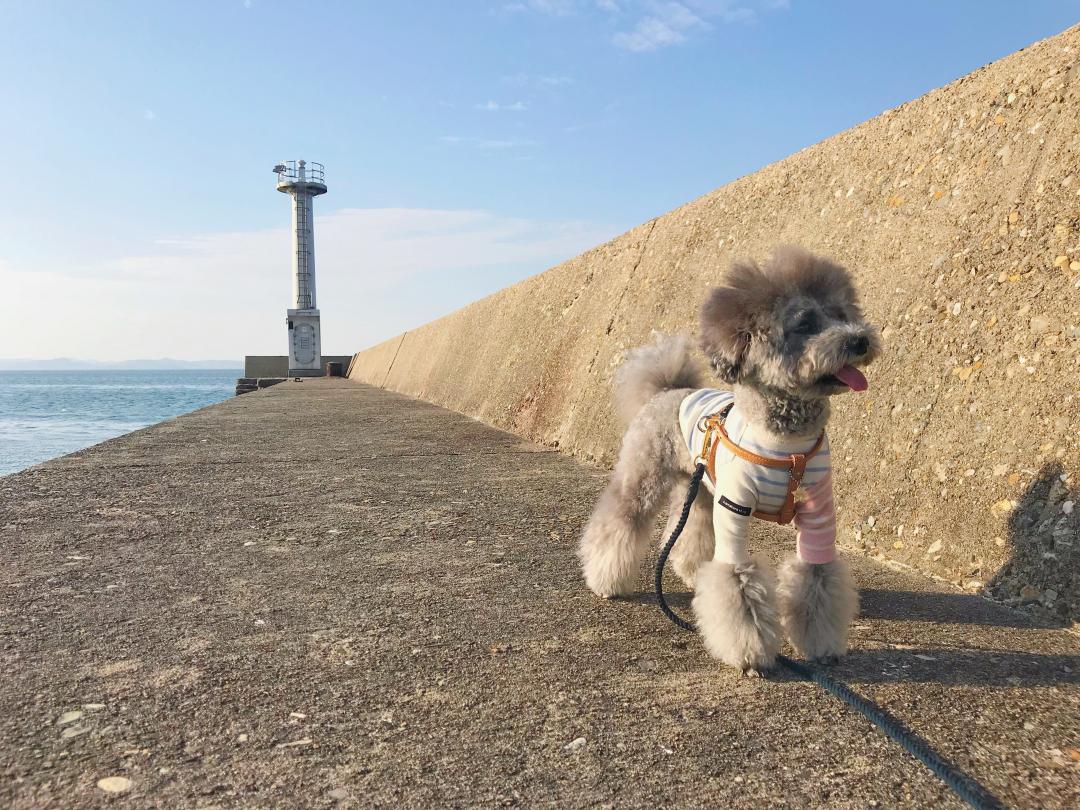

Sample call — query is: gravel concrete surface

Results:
[2,379,1078,808]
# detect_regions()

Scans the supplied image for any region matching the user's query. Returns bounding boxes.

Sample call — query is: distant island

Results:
[0,358,243,371]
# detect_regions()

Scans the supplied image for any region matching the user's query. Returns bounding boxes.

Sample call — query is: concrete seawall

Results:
[350,26,1080,620]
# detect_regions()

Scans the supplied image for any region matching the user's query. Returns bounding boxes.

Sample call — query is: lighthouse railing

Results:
[275,161,325,185]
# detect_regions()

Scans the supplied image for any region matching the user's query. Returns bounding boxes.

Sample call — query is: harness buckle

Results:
[789,453,808,485]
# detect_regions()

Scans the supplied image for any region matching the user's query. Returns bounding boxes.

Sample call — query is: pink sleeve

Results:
[793,471,837,564]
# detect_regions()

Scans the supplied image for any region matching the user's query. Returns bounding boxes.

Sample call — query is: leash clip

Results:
[694,413,723,468]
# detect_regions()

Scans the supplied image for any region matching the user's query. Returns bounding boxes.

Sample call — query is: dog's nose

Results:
[847,335,870,356]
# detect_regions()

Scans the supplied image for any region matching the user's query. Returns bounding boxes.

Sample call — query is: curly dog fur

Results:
[578,246,879,673]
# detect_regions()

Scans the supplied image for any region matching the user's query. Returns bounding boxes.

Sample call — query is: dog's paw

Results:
[582,556,636,598]
[740,661,775,678]
[586,580,632,599]
[693,559,782,673]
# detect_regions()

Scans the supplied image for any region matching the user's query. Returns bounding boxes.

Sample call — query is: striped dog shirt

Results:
[678,388,836,566]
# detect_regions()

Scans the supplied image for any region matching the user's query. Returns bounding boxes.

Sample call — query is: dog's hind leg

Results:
[579,458,676,598]
[663,482,714,589]
[777,556,859,663]
[579,391,687,598]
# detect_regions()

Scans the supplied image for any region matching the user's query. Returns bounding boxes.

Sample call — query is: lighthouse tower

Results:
[273,160,327,377]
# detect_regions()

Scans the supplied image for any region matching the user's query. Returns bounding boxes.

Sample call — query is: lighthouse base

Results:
[286,309,323,377]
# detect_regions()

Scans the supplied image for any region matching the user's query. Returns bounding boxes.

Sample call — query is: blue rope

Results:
[654,463,1003,810]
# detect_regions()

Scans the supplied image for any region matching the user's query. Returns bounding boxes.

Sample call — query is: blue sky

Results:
[2,1,1077,361]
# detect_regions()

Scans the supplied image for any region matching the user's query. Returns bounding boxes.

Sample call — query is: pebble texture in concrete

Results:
[2,380,1078,807]
[349,26,1080,621]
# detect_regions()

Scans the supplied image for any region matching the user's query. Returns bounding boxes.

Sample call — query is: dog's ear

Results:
[699,259,775,383]
[699,287,750,383]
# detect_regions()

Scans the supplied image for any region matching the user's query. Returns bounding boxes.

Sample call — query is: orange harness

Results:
[696,406,826,525]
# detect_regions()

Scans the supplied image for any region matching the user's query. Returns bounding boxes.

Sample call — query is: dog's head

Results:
[699,246,881,397]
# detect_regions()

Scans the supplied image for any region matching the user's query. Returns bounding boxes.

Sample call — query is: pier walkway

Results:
[2,379,1078,807]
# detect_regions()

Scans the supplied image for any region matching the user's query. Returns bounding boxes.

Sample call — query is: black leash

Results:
[654,463,1003,810]
[654,464,704,632]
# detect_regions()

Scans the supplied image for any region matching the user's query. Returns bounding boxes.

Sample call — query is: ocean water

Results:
[0,369,238,476]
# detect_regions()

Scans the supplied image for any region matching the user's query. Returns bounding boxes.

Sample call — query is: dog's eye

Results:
[791,312,818,335]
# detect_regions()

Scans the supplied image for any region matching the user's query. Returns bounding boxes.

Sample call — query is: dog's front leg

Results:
[777,556,858,663]
[692,488,781,675]
[778,475,858,662]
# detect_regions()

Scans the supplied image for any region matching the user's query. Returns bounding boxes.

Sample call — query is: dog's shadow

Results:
[985,461,1077,627]
[629,587,1079,686]
[832,645,1079,686]
[859,589,1047,628]
[839,462,1079,687]
[641,580,1063,628]
[623,590,691,609]
[628,462,1080,687]
[634,558,1079,687]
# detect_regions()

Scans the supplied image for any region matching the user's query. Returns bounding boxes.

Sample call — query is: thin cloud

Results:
[662,0,765,20]
[503,0,577,14]
[612,2,782,52]
[4,208,617,358]
[613,2,709,51]
[717,5,756,22]
[475,99,528,111]
[502,73,574,87]
[503,0,781,32]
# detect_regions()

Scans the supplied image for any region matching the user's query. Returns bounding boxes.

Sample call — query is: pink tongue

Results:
[834,365,868,392]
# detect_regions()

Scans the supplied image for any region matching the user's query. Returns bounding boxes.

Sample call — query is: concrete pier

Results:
[2,380,1078,807]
